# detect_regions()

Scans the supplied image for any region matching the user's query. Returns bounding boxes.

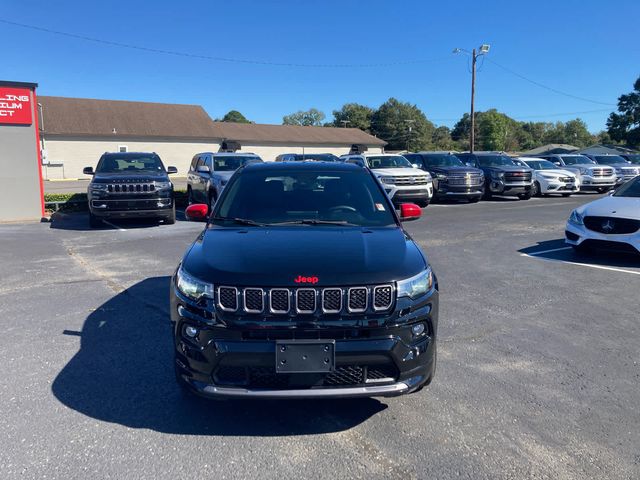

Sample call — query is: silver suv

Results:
[340,153,433,207]
[187,152,263,207]
[539,154,617,193]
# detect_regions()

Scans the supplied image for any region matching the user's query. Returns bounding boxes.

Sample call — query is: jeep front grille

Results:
[106,183,156,193]
[216,285,394,316]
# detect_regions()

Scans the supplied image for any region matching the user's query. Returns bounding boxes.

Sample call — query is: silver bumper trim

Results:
[200,381,411,398]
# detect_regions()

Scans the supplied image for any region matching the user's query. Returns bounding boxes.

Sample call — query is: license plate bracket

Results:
[275,340,335,373]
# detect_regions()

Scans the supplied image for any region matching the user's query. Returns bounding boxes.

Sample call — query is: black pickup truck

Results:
[456,152,533,200]
[84,152,177,227]
[404,152,485,202]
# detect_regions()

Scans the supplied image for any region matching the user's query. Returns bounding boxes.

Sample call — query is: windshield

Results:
[624,155,640,164]
[524,160,558,170]
[213,169,396,227]
[422,154,464,167]
[594,155,628,165]
[366,155,412,169]
[96,154,164,173]
[560,155,595,165]
[214,156,262,171]
[476,155,516,167]
[613,177,640,197]
[291,154,340,162]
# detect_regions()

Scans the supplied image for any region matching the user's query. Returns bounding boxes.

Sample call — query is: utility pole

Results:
[470,48,477,153]
[453,44,490,154]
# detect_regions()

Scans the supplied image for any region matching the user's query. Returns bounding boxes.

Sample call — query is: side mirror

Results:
[607,189,615,196]
[412,163,421,169]
[167,166,178,174]
[185,204,209,221]
[83,166,94,175]
[197,165,210,174]
[399,203,422,221]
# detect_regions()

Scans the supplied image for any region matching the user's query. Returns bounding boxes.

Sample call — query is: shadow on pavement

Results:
[52,276,386,436]
[519,239,640,269]
[49,211,187,231]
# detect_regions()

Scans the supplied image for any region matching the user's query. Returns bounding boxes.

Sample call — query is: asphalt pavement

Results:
[1,193,639,479]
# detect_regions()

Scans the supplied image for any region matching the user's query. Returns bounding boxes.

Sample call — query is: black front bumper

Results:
[170,284,439,399]
[434,183,484,199]
[89,196,174,218]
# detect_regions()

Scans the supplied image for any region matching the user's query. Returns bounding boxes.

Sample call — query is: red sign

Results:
[0,87,33,125]
[294,275,319,284]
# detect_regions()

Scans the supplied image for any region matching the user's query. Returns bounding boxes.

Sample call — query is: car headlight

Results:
[155,181,173,190]
[578,168,588,175]
[490,171,504,180]
[90,183,108,191]
[176,266,213,301]
[379,176,395,184]
[568,210,584,226]
[397,267,433,299]
[435,173,447,180]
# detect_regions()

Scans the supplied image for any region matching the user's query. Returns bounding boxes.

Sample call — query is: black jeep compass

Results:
[84,152,178,228]
[171,161,439,399]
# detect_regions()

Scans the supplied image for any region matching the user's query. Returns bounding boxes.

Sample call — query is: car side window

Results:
[195,156,205,170]
[190,155,199,171]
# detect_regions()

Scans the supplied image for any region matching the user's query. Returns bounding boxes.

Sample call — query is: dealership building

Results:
[38,96,386,179]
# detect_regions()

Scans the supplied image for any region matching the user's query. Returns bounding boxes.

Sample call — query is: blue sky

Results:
[2,0,638,132]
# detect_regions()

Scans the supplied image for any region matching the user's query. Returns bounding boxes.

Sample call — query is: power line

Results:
[513,108,612,120]
[485,58,616,106]
[0,18,451,68]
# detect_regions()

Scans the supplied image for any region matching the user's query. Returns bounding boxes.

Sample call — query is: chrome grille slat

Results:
[270,289,290,314]
[106,182,156,194]
[218,286,238,312]
[243,288,264,313]
[322,288,343,314]
[295,289,316,314]
[347,287,368,313]
[373,285,393,311]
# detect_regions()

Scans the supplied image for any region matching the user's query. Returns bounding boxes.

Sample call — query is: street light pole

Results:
[470,48,477,153]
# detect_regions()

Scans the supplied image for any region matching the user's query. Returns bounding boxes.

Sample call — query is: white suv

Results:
[341,153,433,207]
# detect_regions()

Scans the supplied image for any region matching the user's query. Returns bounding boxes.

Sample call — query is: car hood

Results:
[480,165,531,173]
[536,169,576,177]
[371,168,426,177]
[576,196,640,219]
[427,166,483,175]
[181,226,427,286]
[91,172,169,183]
[211,171,235,181]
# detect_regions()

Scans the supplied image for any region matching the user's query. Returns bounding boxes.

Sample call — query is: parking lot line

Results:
[520,252,640,276]
[525,246,572,256]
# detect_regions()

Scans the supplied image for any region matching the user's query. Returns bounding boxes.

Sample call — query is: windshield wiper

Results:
[269,219,357,226]
[212,216,266,226]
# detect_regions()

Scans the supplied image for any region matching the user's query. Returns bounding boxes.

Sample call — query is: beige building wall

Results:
[41,136,385,179]
[42,136,220,179]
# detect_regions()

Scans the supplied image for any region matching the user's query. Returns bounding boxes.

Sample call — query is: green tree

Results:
[219,110,251,123]
[431,126,454,150]
[451,113,470,142]
[282,108,326,126]
[370,98,435,151]
[607,76,640,148]
[563,119,595,147]
[476,109,509,151]
[331,103,374,132]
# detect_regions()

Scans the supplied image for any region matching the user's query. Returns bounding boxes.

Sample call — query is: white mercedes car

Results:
[515,157,579,196]
[566,176,640,255]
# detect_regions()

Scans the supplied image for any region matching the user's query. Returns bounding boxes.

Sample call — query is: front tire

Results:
[187,186,194,205]
[468,196,480,203]
[416,199,430,208]
[532,181,541,197]
[482,185,492,200]
[561,193,572,197]
[518,192,532,200]
[164,205,176,225]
